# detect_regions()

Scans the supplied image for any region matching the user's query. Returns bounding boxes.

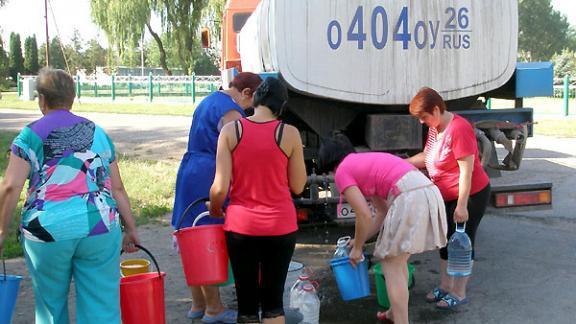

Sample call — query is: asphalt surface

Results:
[1,107,575,323]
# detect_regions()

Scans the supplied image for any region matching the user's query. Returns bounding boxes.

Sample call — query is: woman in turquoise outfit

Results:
[172,72,262,323]
[0,68,140,324]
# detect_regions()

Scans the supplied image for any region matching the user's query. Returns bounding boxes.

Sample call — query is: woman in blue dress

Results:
[172,72,262,323]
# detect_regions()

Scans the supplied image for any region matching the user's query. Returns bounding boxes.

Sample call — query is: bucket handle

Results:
[121,244,161,276]
[175,197,210,230]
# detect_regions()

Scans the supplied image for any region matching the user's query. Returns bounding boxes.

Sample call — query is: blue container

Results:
[330,256,370,301]
[0,275,22,324]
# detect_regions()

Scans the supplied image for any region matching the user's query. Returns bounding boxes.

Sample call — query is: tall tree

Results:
[83,39,107,74]
[519,0,576,61]
[49,37,66,70]
[91,0,172,74]
[0,35,9,88]
[160,0,209,74]
[90,0,211,75]
[24,35,39,74]
[8,32,23,80]
[64,29,84,74]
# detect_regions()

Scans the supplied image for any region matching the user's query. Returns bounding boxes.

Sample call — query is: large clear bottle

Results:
[289,274,311,309]
[447,223,473,276]
[299,283,320,324]
[333,236,351,258]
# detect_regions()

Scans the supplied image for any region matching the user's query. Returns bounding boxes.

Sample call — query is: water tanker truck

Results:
[210,0,554,222]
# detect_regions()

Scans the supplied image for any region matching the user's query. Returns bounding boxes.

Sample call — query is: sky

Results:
[0,0,575,48]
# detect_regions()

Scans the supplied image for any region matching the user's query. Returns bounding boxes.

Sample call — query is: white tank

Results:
[239,0,518,105]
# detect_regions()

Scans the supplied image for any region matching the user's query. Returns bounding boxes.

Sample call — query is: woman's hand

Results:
[453,205,469,223]
[349,246,364,267]
[122,228,140,253]
[206,201,225,218]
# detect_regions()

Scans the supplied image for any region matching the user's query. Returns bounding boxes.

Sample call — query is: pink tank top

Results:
[224,119,297,236]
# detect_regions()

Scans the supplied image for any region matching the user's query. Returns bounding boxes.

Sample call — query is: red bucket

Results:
[174,199,229,286]
[120,245,166,324]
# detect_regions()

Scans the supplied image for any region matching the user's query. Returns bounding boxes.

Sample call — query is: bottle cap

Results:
[302,283,316,292]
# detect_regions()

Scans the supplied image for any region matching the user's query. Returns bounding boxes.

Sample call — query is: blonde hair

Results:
[36,67,76,109]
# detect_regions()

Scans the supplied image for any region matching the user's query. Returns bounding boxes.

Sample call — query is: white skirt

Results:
[373,170,448,259]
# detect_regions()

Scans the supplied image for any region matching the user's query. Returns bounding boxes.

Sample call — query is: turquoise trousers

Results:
[23,226,122,324]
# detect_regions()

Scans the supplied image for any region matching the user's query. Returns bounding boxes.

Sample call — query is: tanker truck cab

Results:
[217,0,554,223]
[220,0,260,71]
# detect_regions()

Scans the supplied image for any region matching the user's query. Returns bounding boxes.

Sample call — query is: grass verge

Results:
[0,92,199,116]
[0,130,177,258]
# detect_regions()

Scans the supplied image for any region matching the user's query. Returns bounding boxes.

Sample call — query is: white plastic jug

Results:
[296,283,320,324]
[289,274,310,308]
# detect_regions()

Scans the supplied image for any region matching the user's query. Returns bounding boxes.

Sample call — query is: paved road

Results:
[2,108,575,323]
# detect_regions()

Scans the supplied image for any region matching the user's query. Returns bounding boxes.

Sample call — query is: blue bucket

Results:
[0,274,23,324]
[330,256,370,301]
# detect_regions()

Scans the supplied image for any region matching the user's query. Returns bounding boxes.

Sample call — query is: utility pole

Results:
[44,0,50,66]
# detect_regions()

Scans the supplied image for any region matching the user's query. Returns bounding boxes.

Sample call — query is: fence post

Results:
[128,74,132,97]
[564,75,570,117]
[75,75,81,99]
[17,73,21,97]
[148,72,153,102]
[94,79,98,97]
[157,80,161,96]
[192,73,196,103]
[111,74,116,101]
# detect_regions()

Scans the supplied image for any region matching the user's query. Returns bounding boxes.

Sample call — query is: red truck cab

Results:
[221,0,260,71]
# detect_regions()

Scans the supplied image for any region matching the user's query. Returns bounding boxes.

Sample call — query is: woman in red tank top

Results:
[210,77,306,323]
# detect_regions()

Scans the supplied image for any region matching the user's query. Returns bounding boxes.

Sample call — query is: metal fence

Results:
[17,73,222,103]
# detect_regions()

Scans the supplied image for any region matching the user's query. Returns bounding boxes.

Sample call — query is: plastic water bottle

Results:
[333,236,351,258]
[447,223,473,276]
[298,283,320,324]
[289,274,311,308]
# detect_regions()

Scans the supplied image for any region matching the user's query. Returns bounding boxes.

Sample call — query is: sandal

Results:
[201,308,238,324]
[187,309,205,319]
[436,293,469,310]
[376,311,394,323]
[425,287,448,303]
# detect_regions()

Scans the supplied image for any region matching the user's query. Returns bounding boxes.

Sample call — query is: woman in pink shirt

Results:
[319,137,447,324]
[408,87,491,310]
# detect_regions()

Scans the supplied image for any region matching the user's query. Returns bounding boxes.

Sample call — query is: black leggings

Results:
[439,184,491,260]
[225,231,296,323]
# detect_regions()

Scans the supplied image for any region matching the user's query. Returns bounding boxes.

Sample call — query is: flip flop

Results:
[436,293,469,310]
[376,311,394,323]
[187,309,205,319]
[425,287,448,303]
[201,308,238,324]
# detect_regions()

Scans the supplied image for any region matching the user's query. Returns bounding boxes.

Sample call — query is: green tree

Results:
[519,0,576,61]
[24,35,39,74]
[90,0,212,75]
[8,32,23,80]
[49,37,66,70]
[83,39,107,74]
[551,49,576,79]
[64,29,84,74]
[91,0,172,74]
[0,35,10,89]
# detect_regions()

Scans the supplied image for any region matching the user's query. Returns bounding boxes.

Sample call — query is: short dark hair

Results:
[317,133,355,173]
[409,87,447,116]
[252,77,288,116]
[36,67,76,109]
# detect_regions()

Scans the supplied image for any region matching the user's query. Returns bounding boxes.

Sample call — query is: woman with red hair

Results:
[407,87,491,310]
